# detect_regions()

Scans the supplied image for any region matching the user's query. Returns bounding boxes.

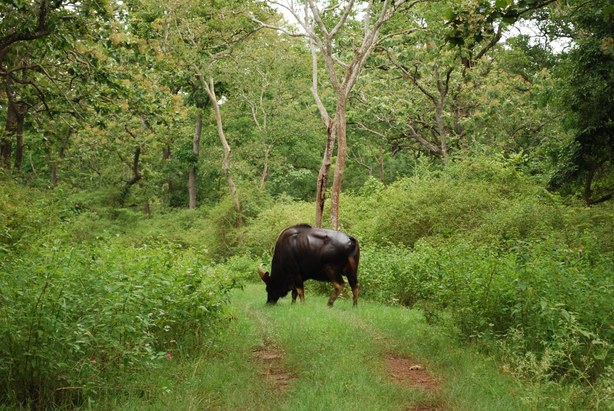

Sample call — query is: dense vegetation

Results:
[1,0,612,409]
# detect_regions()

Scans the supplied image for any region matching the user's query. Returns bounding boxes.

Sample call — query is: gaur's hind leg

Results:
[291,289,298,304]
[296,287,305,303]
[344,256,359,307]
[348,278,359,307]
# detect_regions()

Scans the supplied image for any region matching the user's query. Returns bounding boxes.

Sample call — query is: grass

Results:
[83,284,601,410]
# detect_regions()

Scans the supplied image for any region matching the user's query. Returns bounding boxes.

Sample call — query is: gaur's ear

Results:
[258,264,270,283]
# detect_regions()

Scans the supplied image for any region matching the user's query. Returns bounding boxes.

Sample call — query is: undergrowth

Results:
[0,236,238,408]
[1,155,612,408]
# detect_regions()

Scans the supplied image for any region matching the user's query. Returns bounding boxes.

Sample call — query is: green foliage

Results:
[0,238,236,408]
[359,236,613,384]
[235,199,315,258]
[347,156,614,386]
[548,0,614,203]
[0,180,55,259]
[345,155,533,246]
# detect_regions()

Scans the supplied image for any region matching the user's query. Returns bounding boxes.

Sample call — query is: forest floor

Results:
[100,284,554,411]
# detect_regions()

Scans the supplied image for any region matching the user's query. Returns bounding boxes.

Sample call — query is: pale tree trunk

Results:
[314,121,336,227]
[309,32,335,228]
[244,75,271,191]
[188,111,202,209]
[259,144,270,190]
[330,104,348,230]
[201,76,242,226]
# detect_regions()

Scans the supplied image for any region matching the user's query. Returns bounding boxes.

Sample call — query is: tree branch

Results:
[0,0,63,61]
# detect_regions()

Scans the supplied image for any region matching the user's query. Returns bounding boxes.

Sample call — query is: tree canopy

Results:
[1,0,611,219]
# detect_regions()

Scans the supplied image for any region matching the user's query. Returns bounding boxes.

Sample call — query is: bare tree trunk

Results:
[259,144,270,190]
[315,122,336,227]
[189,111,202,209]
[330,104,347,229]
[202,76,242,226]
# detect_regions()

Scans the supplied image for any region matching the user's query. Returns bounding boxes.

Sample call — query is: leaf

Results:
[443,7,456,22]
[593,348,608,361]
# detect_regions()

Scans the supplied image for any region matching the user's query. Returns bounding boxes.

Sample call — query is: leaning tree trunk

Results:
[202,76,242,226]
[119,146,142,206]
[119,126,143,206]
[188,111,202,209]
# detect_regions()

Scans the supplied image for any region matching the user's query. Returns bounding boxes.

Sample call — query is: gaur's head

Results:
[258,263,281,304]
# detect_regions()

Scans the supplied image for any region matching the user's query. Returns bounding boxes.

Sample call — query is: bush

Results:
[359,235,613,383]
[344,155,538,247]
[0,180,55,259]
[234,199,315,257]
[0,237,237,408]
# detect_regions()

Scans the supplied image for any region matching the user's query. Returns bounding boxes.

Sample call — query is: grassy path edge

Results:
[95,284,581,410]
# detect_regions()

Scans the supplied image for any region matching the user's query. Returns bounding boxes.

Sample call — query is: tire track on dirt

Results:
[332,304,445,410]
[240,301,297,393]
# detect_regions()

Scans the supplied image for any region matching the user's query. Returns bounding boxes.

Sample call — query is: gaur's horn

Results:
[258,263,270,283]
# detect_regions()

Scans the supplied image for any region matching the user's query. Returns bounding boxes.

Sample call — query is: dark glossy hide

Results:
[258,224,360,306]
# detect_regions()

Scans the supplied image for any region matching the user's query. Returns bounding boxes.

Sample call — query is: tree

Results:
[549,0,614,205]
[0,0,111,170]
[153,0,269,220]
[353,0,563,166]
[265,0,428,229]
[226,30,316,194]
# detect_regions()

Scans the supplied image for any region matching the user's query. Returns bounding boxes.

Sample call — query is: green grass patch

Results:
[84,284,598,411]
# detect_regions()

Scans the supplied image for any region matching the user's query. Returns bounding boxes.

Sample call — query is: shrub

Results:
[0,180,55,259]
[235,199,315,257]
[0,237,236,408]
[358,235,613,383]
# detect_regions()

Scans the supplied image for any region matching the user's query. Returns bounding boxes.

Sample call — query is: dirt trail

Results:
[237,285,447,410]
[386,354,440,392]
[252,345,296,389]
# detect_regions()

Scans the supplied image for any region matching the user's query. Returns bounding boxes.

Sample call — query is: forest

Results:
[0,0,612,409]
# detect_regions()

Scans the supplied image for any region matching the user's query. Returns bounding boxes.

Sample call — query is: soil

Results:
[252,346,296,388]
[386,355,440,392]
